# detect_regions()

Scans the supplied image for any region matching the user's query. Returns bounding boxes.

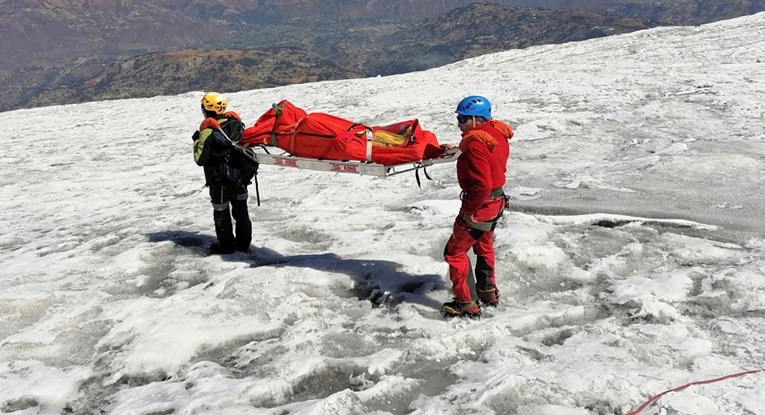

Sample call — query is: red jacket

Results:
[456,119,514,221]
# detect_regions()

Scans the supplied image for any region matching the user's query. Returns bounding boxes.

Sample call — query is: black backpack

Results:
[220,118,258,185]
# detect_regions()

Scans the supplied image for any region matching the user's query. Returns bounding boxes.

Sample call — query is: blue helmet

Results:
[455,95,491,119]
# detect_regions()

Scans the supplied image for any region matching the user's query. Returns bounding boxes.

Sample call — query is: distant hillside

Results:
[0,0,762,110]
[611,0,765,24]
[7,49,364,109]
[4,4,655,108]
[1,0,761,72]
[0,1,223,72]
[367,4,654,75]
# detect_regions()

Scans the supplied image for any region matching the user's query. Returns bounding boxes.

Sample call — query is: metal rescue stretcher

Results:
[235,100,461,181]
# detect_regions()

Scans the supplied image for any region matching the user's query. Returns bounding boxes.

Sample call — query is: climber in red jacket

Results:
[442,95,514,318]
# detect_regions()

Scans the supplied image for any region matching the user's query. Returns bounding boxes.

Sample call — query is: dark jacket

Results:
[193,116,258,187]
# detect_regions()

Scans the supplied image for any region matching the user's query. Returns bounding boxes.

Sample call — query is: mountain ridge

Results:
[0,0,762,110]
[6,4,655,109]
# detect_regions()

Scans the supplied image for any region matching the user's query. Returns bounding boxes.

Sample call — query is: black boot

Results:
[211,208,236,254]
[209,242,235,255]
[232,196,252,253]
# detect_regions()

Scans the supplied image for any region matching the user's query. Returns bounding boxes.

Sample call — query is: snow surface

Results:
[1,12,765,415]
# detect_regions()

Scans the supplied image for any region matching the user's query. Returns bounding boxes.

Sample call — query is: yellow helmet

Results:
[201,92,228,115]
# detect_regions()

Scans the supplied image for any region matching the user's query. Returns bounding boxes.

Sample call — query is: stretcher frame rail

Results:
[250,146,461,177]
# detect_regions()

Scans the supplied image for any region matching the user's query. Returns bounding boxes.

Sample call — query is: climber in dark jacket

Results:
[193,92,258,254]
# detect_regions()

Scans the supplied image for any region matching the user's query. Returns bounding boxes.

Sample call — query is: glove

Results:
[191,131,200,141]
[199,117,220,131]
[224,111,241,121]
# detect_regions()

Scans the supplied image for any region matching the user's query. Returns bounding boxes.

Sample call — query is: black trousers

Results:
[209,184,252,252]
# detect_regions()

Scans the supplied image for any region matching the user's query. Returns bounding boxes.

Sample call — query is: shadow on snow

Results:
[145,230,445,311]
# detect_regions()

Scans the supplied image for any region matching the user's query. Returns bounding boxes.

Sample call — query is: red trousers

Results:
[444,217,497,303]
